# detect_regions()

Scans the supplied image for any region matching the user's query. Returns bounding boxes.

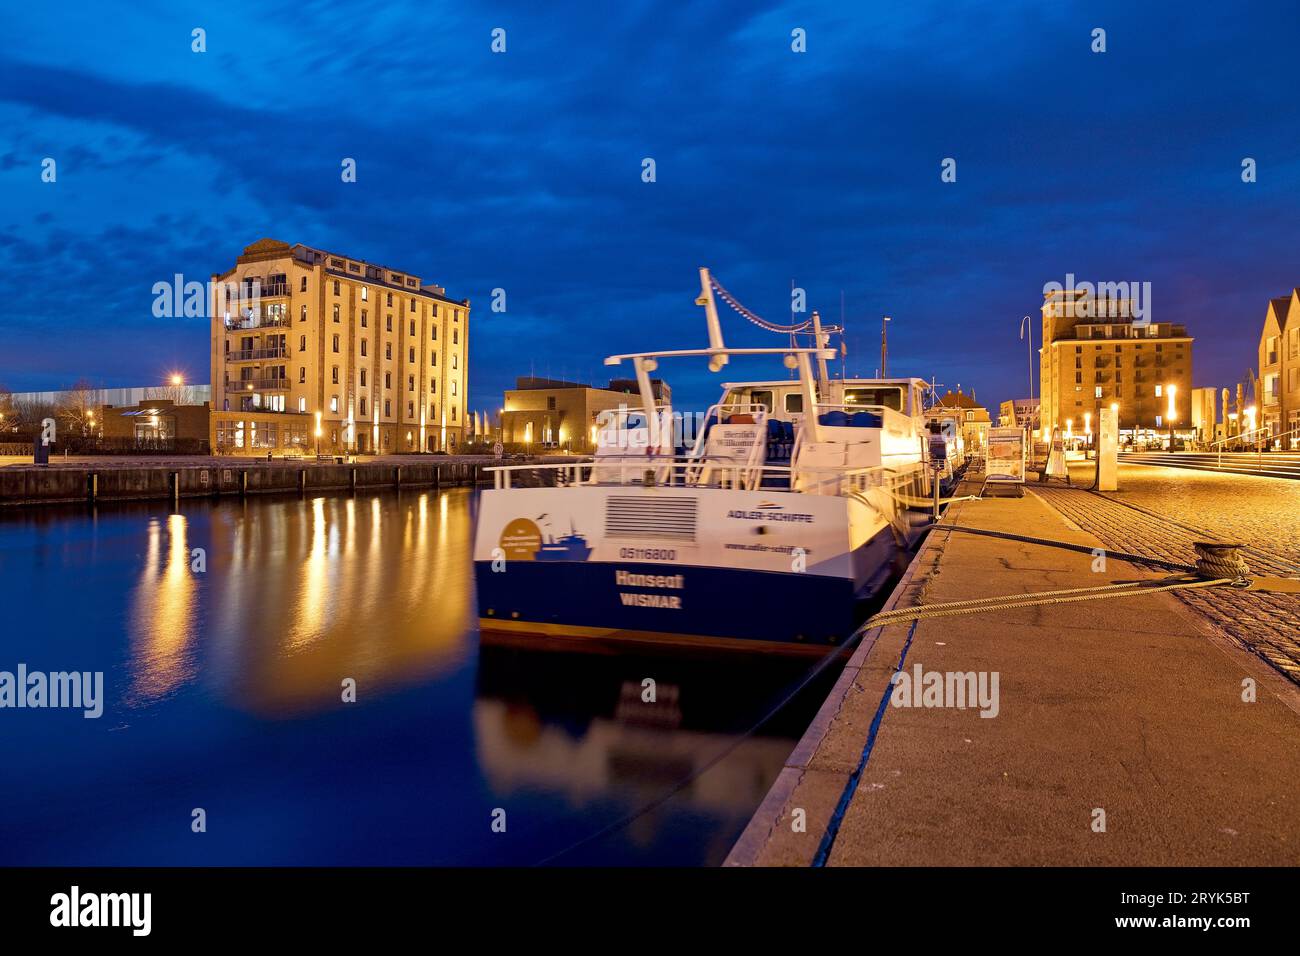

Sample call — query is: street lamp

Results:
[1244,405,1257,450]
[315,410,323,456]
[1019,315,1034,405]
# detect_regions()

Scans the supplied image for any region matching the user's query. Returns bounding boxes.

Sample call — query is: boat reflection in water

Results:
[0,487,840,865]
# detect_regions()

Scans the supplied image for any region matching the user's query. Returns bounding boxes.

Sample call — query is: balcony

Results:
[226,377,291,392]
[223,312,291,332]
[226,346,288,362]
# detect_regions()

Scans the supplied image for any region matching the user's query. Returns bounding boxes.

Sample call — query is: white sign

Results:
[493,442,504,460]
[985,427,1026,483]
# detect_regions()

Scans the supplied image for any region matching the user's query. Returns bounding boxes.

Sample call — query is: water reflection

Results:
[129,491,476,718]
[127,513,199,704]
[472,646,833,834]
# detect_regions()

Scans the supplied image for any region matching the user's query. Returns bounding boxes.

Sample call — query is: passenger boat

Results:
[473,269,935,652]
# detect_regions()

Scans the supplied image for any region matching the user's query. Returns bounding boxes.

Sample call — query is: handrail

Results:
[1209,424,1296,466]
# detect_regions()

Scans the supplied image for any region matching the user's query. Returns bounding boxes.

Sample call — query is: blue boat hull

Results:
[475,559,861,649]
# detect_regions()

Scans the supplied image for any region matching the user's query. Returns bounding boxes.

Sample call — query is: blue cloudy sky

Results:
[2,0,1298,411]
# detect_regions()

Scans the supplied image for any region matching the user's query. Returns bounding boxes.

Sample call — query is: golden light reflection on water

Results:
[127,490,475,717]
[128,513,198,704]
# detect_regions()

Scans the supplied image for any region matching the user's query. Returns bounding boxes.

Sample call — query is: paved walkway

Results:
[1037,461,1300,683]
[727,484,1300,866]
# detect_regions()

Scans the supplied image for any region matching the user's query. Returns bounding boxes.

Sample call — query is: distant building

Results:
[98,399,211,450]
[1259,290,1300,445]
[997,397,1039,430]
[210,239,470,456]
[500,377,671,453]
[1190,386,1218,444]
[3,384,210,408]
[1040,289,1193,443]
[934,390,991,452]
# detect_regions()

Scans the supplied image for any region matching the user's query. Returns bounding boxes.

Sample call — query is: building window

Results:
[300,305,307,321]
[409,320,416,337]
[300,276,307,292]
[298,397,306,412]
[1155,384,1163,397]
[361,339,368,357]
[361,310,368,328]
[431,325,437,341]
[384,399,391,416]
[299,367,306,384]
[1155,415,1163,427]
[1094,386,1102,398]
[333,280,340,295]
[332,334,340,352]
[361,286,368,301]
[407,401,414,417]
[452,407,457,421]
[384,371,391,389]
[386,315,393,332]
[453,329,459,345]
[452,354,458,369]
[451,381,457,396]
[385,343,392,360]
[332,366,339,384]
[429,403,435,419]
[330,396,339,413]
[333,304,340,322]
[299,334,306,351]
[430,380,437,394]
[386,293,393,307]
[408,375,415,392]
[409,347,415,363]
[410,298,416,312]
[360,398,367,416]
[360,369,367,387]
[431,352,437,366]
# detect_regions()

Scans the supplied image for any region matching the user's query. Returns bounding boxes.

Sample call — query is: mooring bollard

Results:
[240,471,248,497]
[171,471,180,504]
[350,467,357,493]
[88,472,98,503]
[394,466,401,489]
[299,469,306,494]
[1193,541,1250,583]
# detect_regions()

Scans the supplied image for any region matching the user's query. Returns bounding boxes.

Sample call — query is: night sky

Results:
[2,1,1298,412]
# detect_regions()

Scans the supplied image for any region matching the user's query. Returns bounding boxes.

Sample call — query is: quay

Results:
[727,463,1300,866]
[0,455,563,507]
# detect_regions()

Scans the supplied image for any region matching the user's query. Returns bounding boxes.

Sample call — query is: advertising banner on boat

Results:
[985,427,1026,483]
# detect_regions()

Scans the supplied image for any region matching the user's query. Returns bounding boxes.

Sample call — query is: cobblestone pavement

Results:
[1034,463,1300,684]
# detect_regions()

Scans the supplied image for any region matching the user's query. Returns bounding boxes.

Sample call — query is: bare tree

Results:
[145,383,197,405]
[57,379,104,437]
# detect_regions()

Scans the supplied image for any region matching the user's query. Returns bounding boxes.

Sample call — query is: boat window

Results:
[750,390,774,412]
[784,393,804,413]
[844,387,903,411]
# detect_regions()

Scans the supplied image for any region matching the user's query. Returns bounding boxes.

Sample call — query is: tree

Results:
[56,379,103,438]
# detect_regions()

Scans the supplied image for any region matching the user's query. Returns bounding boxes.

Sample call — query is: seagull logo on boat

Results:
[756,501,782,509]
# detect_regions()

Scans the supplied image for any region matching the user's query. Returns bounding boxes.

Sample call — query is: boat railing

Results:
[484,456,916,495]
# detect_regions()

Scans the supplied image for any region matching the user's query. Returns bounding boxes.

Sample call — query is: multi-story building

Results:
[209,239,470,455]
[1259,289,1300,445]
[1040,289,1193,445]
[500,377,671,454]
[997,397,1039,431]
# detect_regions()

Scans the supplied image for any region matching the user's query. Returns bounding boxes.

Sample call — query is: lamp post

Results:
[1019,315,1035,407]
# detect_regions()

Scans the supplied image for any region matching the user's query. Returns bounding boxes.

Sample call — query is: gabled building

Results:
[1259,290,1300,444]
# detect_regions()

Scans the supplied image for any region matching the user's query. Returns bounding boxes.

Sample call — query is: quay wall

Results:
[0,457,565,507]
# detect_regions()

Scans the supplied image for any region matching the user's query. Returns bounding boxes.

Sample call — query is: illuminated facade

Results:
[500,377,671,453]
[1258,290,1300,444]
[209,239,470,455]
[1040,289,1193,443]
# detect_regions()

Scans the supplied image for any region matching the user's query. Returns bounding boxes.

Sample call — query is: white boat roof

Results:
[719,376,929,389]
